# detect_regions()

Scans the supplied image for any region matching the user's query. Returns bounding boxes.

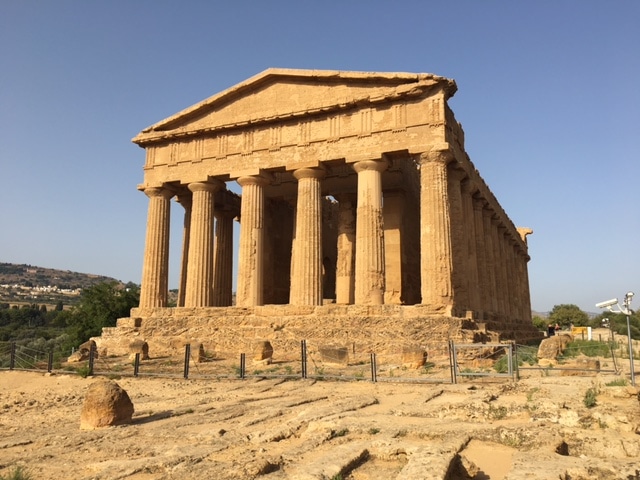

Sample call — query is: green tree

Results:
[532,315,547,331]
[66,281,139,346]
[548,304,589,328]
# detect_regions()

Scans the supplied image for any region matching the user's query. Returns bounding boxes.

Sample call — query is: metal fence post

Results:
[240,353,246,379]
[301,340,307,379]
[134,353,140,377]
[449,340,457,384]
[183,344,191,379]
[8,342,16,370]
[47,350,54,373]
[370,353,377,382]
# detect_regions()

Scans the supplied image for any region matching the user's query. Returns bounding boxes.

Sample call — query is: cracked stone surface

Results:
[0,370,639,479]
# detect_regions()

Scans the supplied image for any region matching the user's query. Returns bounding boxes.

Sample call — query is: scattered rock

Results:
[128,339,149,361]
[318,346,349,365]
[401,346,428,369]
[254,340,274,365]
[80,379,134,430]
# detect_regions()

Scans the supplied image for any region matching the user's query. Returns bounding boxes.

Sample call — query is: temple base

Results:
[93,305,542,359]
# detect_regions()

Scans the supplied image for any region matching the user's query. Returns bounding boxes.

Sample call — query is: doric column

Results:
[482,206,498,316]
[447,167,469,314]
[517,228,533,322]
[236,174,270,307]
[290,167,325,305]
[472,196,489,319]
[383,191,405,304]
[139,186,172,308]
[175,192,192,307]
[419,150,454,312]
[493,220,508,317]
[212,209,235,306]
[354,158,388,305]
[461,180,480,316]
[335,193,356,304]
[184,181,222,307]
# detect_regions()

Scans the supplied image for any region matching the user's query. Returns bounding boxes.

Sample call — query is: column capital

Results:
[143,186,173,200]
[517,227,533,245]
[188,180,224,194]
[353,158,389,174]
[237,174,271,188]
[293,166,326,181]
[418,148,455,165]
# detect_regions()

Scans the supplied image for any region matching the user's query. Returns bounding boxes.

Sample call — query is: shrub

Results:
[583,388,597,408]
[0,466,33,480]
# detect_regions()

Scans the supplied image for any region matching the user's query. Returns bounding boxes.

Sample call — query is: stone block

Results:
[401,346,428,369]
[253,340,274,363]
[318,346,349,365]
[128,339,149,361]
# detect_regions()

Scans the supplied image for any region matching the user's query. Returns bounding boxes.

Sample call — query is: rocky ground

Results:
[0,366,639,480]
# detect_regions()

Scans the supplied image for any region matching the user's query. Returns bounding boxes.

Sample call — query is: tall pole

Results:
[626,313,635,386]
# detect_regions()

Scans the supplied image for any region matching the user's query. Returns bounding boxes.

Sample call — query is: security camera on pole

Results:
[595,292,635,386]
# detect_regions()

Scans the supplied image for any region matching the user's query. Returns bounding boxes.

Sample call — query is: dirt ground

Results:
[1,365,639,480]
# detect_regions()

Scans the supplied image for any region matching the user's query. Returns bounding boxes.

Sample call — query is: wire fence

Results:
[0,335,632,384]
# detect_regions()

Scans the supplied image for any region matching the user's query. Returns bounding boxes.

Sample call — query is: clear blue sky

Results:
[1,1,638,313]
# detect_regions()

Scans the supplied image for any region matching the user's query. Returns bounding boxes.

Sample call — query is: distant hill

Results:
[0,262,118,289]
[0,262,123,307]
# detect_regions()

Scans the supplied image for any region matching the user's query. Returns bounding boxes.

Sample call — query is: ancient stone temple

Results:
[97,68,538,356]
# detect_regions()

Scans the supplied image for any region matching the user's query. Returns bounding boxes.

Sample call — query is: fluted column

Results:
[213,209,235,306]
[290,167,325,305]
[354,159,388,304]
[184,181,222,307]
[447,167,468,314]
[419,150,454,312]
[482,206,498,316]
[236,175,270,307]
[472,196,488,319]
[461,180,480,316]
[493,220,507,317]
[335,194,356,304]
[175,193,192,307]
[517,227,533,322]
[139,186,172,308]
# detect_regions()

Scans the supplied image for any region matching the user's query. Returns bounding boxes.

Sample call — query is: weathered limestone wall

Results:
[95,306,542,360]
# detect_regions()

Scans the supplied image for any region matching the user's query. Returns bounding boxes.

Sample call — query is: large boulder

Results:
[128,339,149,361]
[80,379,134,430]
[401,345,428,369]
[254,341,274,365]
[68,340,97,363]
[537,333,573,361]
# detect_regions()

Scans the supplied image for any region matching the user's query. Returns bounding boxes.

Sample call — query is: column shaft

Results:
[461,181,481,316]
[419,151,454,312]
[139,187,172,308]
[447,167,469,314]
[290,168,325,305]
[354,159,388,305]
[472,197,489,319]
[176,193,192,307]
[482,208,498,315]
[185,181,221,307]
[213,210,234,306]
[335,194,356,304]
[236,175,269,307]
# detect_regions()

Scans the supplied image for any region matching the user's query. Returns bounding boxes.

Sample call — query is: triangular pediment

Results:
[133,68,456,145]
